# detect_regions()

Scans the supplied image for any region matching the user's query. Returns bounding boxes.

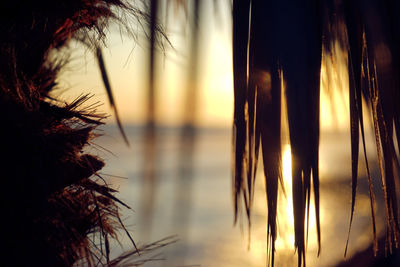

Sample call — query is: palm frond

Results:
[343,0,400,255]
[232,0,400,264]
[0,1,152,265]
[232,0,251,224]
[343,0,378,255]
[96,47,130,145]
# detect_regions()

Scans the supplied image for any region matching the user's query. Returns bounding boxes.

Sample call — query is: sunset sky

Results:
[57,0,353,131]
[58,1,234,128]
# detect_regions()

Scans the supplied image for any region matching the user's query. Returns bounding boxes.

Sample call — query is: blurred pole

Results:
[147,0,158,130]
[140,0,159,242]
[183,0,200,130]
[169,1,202,265]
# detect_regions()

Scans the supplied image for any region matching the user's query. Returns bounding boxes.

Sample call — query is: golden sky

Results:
[58,1,234,128]
[57,1,353,131]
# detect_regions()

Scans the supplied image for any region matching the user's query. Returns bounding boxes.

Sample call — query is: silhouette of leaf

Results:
[343,1,362,256]
[228,0,400,264]
[96,47,130,145]
[232,0,250,224]
[259,70,281,267]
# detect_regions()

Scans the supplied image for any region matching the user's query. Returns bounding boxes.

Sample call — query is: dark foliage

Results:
[232,0,400,266]
[0,0,143,265]
[233,1,322,266]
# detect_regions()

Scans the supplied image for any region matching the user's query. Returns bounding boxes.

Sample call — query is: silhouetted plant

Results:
[0,0,151,265]
[232,0,400,266]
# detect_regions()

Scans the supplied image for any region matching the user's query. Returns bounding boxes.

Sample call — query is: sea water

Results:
[90,124,383,267]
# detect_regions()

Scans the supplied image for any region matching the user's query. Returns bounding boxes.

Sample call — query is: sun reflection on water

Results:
[276,144,322,252]
[276,144,295,250]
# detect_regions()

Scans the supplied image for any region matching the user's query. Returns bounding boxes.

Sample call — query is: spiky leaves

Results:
[96,47,130,145]
[232,1,322,266]
[0,1,147,265]
[248,2,284,265]
[232,0,251,224]
[343,0,400,254]
[343,0,378,256]
[259,69,282,267]
[282,2,323,264]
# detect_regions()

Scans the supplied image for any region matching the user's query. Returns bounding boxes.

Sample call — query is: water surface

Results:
[92,125,382,266]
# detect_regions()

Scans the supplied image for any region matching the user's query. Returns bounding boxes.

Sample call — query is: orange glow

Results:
[58,21,354,131]
[276,144,295,250]
[320,41,350,131]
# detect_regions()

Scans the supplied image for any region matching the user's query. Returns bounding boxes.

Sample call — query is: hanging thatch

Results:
[232,0,400,266]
